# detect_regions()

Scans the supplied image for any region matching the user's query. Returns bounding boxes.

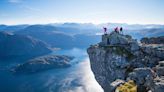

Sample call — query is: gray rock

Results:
[159,61,164,67]
[156,67,164,77]
[153,83,164,92]
[152,77,164,92]
[101,32,131,45]
[127,68,158,92]
[156,61,164,76]
[109,79,125,92]
[128,68,154,85]
[87,46,129,92]
[130,41,140,51]
[141,44,164,60]
[87,32,164,92]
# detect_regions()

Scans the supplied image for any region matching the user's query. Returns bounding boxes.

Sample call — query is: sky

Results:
[0,0,164,25]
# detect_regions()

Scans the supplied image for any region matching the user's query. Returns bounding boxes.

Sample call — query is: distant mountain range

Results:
[13,24,101,49]
[0,23,163,59]
[0,24,28,32]
[0,23,164,36]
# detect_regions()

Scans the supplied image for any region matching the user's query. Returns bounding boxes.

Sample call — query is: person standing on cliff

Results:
[114,27,119,33]
[120,27,123,34]
[103,27,107,34]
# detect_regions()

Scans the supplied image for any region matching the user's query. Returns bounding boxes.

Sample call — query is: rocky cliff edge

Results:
[87,32,164,92]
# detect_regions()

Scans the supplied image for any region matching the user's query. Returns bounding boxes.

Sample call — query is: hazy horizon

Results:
[1,22,164,26]
[0,0,164,25]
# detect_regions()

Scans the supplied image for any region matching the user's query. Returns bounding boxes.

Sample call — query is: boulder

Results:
[127,68,155,91]
[156,67,164,77]
[156,61,164,76]
[109,79,125,92]
[152,77,164,92]
[130,41,140,51]
[159,61,164,67]
[141,44,164,60]
[128,68,154,84]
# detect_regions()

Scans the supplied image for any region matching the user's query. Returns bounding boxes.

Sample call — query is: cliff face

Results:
[87,32,164,92]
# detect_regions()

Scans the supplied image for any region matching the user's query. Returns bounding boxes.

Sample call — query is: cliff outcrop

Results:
[87,32,164,92]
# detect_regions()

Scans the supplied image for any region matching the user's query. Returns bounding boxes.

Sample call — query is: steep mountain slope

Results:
[0,32,52,59]
[14,25,75,49]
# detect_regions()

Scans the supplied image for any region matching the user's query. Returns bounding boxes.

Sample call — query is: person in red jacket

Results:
[114,27,119,33]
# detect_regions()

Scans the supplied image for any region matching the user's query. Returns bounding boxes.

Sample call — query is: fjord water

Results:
[0,48,103,92]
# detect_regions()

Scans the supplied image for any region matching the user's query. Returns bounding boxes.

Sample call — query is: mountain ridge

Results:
[0,31,52,59]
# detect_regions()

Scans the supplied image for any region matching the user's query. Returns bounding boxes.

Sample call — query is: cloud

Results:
[8,0,22,3]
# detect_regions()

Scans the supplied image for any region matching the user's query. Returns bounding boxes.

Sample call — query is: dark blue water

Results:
[0,48,103,92]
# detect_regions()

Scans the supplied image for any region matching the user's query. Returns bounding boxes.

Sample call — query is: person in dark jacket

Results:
[103,27,107,34]
[120,27,123,34]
